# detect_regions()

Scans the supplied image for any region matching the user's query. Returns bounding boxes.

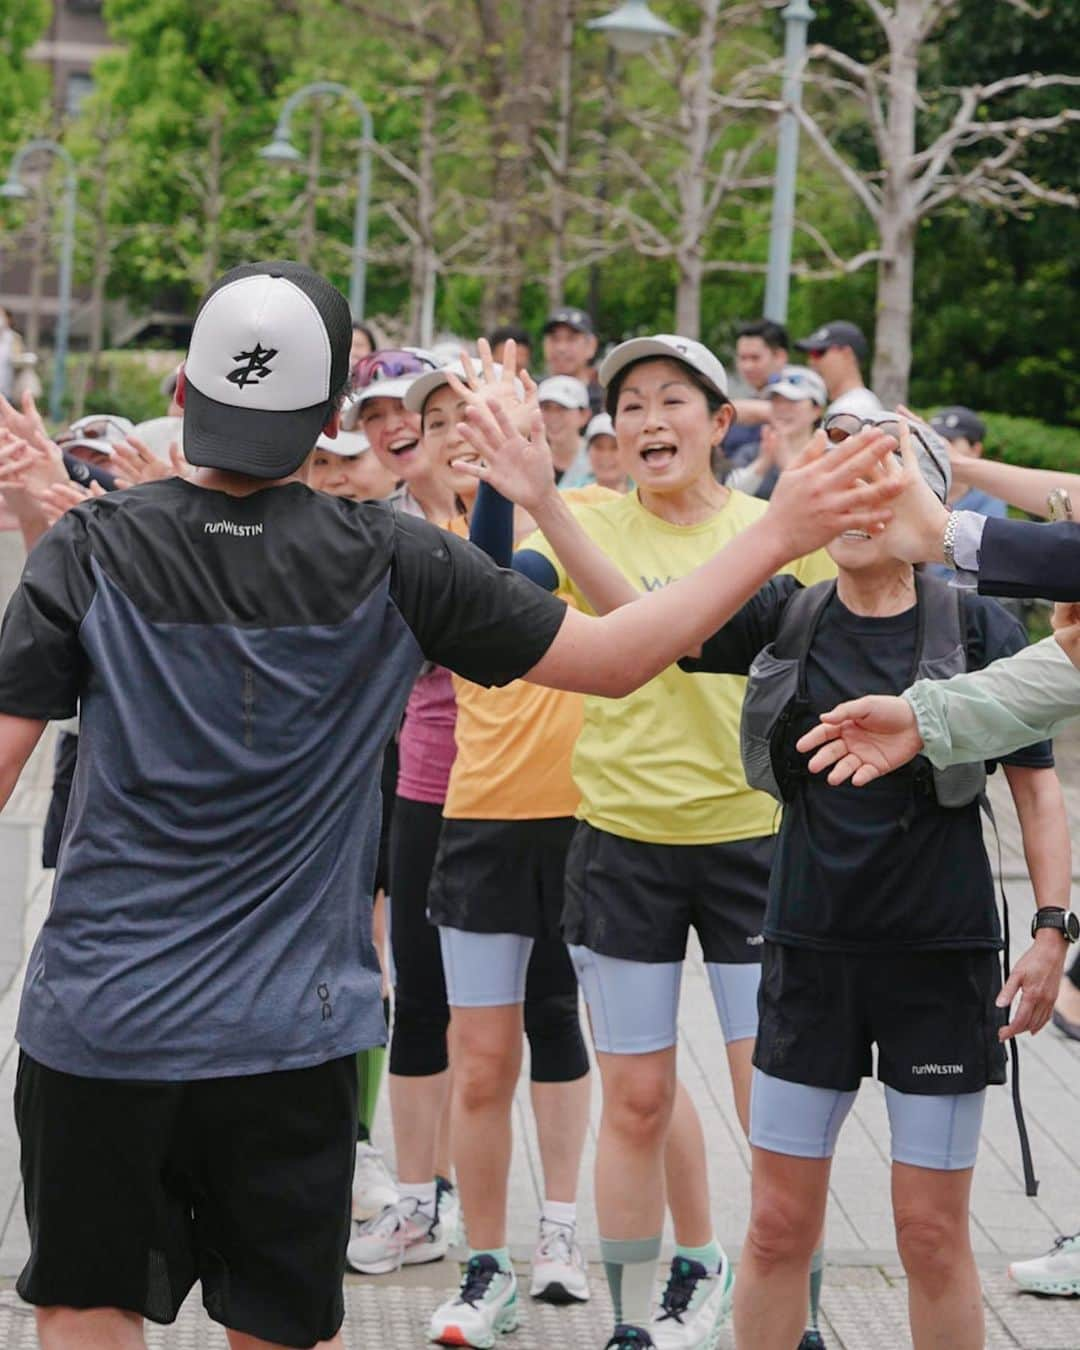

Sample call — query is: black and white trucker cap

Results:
[182,261,352,478]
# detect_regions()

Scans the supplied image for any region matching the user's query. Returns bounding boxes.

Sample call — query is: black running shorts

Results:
[754,943,1008,1095]
[427,816,576,938]
[15,1051,357,1347]
[562,822,773,964]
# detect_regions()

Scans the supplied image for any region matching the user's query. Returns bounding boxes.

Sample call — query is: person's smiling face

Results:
[422,384,479,504]
[359,397,427,481]
[612,358,731,494]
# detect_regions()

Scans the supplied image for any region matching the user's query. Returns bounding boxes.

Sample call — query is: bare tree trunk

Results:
[675,252,705,337]
[673,0,721,340]
[547,0,575,308]
[871,0,920,406]
[300,102,325,268]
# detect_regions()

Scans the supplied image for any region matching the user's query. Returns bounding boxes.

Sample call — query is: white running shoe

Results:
[428,1254,519,1348]
[437,1177,463,1248]
[529,1219,590,1303]
[1009,1232,1080,1296]
[346,1197,447,1274]
[351,1141,398,1220]
[650,1252,734,1349]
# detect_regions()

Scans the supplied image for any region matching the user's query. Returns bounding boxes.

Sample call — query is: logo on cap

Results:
[227,343,278,389]
[811,327,829,343]
[946,414,959,428]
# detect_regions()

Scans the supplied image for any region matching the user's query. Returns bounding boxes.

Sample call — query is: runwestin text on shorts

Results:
[204,521,264,537]
[911,1062,963,1076]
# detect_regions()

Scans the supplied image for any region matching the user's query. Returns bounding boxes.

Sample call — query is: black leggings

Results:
[388,795,589,1083]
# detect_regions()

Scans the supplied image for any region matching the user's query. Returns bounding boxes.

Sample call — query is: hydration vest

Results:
[740,572,986,808]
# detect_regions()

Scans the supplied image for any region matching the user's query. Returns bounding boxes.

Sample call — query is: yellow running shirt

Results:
[524,488,836,845]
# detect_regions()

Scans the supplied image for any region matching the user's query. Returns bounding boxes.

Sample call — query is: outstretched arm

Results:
[520,424,902,696]
[798,634,1080,784]
[947,456,1080,520]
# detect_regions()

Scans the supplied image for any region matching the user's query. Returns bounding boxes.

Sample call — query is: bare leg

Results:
[531,1072,590,1204]
[892,1162,983,1350]
[664,1080,713,1247]
[37,1309,145,1350]
[435,1067,454,1180]
[228,1333,344,1350]
[595,1048,677,1240]
[449,1003,524,1250]
[726,1037,754,1136]
[388,1068,450,1184]
[733,1148,831,1350]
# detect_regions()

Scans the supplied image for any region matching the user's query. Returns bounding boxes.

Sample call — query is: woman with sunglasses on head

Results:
[450,336,836,1350]
[724,366,827,501]
[675,416,1068,1350]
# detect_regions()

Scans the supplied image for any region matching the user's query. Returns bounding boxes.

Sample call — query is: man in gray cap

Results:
[542,307,604,414]
[795,320,881,419]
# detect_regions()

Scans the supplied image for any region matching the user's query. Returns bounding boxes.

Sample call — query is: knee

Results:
[37,1308,143,1350]
[894,1209,967,1292]
[525,993,588,1083]
[744,1192,819,1273]
[606,1065,675,1148]
[389,996,450,1076]
[451,1028,520,1112]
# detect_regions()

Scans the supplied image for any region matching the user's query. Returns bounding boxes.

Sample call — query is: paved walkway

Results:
[0,725,1079,1346]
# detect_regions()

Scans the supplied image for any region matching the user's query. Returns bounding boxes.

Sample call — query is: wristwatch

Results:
[1031,908,1080,943]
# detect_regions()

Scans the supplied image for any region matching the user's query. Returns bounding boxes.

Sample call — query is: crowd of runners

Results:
[0,263,1077,1350]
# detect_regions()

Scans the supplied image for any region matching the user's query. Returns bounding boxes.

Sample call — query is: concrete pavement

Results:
[0,722,1078,1346]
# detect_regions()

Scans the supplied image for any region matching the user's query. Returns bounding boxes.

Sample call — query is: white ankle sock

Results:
[399,1180,437,1218]
[542,1199,577,1229]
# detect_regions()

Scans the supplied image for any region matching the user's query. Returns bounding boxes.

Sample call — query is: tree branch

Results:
[794,106,883,219]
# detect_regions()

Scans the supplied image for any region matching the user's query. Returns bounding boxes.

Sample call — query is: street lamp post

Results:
[1,140,77,423]
[586,2,680,319]
[763,0,814,324]
[260,82,374,320]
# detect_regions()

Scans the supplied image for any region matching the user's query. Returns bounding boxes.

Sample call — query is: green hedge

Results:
[978,413,1080,472]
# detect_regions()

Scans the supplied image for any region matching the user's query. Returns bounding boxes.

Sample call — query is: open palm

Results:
[795,695,925,786]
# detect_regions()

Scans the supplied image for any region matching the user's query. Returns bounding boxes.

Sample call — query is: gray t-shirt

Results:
[0,480,566,1080]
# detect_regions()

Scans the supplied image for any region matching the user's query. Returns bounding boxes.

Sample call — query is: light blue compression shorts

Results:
[750,1067,986,1171]
[569,946,760,1054]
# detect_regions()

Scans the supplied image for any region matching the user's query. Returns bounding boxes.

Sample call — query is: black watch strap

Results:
[1031,908,1080,943]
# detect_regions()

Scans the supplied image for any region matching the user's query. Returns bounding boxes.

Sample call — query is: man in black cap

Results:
[929,406,1008,518]
[795,320,881,419]
[542,306,604,414]
[0,260,902,1350]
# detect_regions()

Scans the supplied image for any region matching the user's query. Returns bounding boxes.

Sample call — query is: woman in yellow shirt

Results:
[452,336,834,1350]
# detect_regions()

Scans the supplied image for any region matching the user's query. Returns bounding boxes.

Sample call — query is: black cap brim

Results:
[182,381,329,479]
[543,316,593,336]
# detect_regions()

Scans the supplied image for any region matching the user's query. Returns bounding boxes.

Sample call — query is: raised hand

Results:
[447,337,538,438]
[110,434,171,488]
[763,425,901,560]
[453,398,557,514]
[0,389,52,452]
[0,428,67,497]
[795,694,925,786]
[33,479,104,526]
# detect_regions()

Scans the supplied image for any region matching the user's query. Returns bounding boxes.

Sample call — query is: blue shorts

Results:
[750,1069,986,1171]
[570,946,760,1054]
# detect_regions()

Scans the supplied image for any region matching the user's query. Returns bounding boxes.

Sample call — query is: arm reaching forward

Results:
[512,419,902,696]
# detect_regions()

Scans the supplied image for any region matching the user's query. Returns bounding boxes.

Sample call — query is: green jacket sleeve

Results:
[903,637,1080,768]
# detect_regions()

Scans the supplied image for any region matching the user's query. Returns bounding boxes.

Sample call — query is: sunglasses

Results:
[62,414,130,442]
[823,412,949,498]
[351,349,438,391]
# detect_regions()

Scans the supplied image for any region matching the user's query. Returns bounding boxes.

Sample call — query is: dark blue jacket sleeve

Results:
[977,518,1080,602]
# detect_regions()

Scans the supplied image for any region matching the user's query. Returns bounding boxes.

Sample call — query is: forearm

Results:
[0,489,47,551]
[530,487,639,614]
[732,398,771,427]
[527,516,786,695]
[954,458,1080,519]
[905,638,1080,767]
[0,715,47,815]
[1005,767,1072,912]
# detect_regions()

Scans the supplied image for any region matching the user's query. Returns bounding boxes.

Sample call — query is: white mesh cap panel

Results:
[185,274,333,412]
